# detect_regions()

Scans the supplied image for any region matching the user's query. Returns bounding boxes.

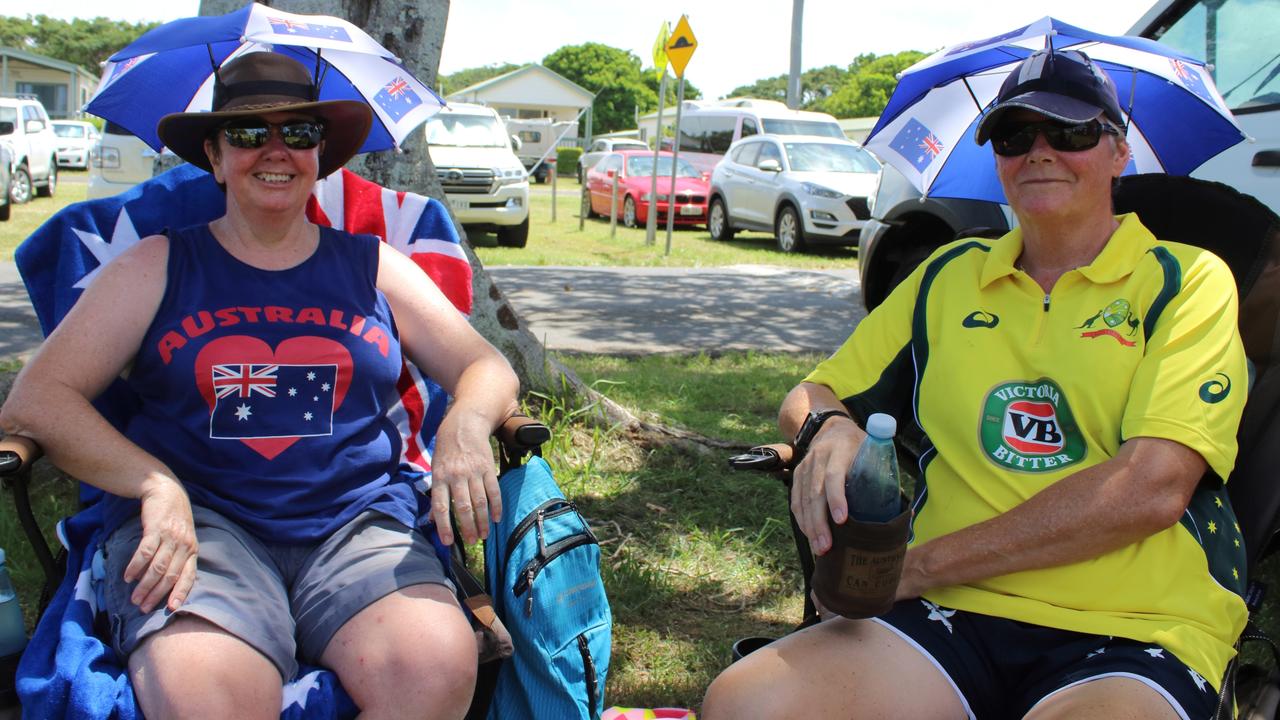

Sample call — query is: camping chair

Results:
[728,174,1280,717]
[0,165,550,719]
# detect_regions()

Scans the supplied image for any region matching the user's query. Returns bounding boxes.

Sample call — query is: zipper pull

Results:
[525,567,536,616]
[1043,294,1050,312]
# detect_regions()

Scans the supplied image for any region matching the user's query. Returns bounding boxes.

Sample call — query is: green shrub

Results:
[556,146,583,172]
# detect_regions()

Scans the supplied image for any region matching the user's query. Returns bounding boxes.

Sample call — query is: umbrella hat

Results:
[85,2,443,158]
[863,16,1247,204]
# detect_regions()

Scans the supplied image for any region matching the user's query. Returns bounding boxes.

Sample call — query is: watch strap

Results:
[793,409,852,454]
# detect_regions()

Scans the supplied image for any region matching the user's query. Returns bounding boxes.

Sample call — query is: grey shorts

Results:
[100,504,455,681]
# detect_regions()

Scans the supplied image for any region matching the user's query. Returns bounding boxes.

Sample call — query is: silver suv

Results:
[708,134,881,252]
[0,96,59,204]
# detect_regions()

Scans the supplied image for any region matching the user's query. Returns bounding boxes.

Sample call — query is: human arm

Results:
[376,243,520,546]
[0,235,197,613]
[780,382,865,556]
[895,436,1203,600]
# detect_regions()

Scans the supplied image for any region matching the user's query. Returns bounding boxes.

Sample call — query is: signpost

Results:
[663,15,697,256]
[646,21,670,246]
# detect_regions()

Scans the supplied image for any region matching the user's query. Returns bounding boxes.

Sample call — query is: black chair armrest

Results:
[727,443,795,474]
[496,414,550,475]
[0,435,60,606]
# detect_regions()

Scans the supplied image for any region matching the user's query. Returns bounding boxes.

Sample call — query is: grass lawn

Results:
[0,172,89,260]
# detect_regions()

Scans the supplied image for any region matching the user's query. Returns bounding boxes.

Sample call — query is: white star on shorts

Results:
[1144,647,1165,659]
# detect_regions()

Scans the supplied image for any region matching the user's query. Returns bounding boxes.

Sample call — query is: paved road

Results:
[0,261,866,361]
[488,264,865,354]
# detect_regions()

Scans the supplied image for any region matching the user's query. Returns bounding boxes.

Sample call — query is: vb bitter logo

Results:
[980,379,1085,472]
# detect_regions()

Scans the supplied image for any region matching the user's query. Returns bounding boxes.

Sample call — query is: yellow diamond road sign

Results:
[665,15,697,78]
[652,21,670,79]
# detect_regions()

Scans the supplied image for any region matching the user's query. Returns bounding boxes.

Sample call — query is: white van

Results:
[665,98,845,174]
[425,103,530,247]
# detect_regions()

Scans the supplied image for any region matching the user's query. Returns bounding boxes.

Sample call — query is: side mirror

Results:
[510,134,522,151]
[25,120,45,133]
[0,121,13,135]
[759,158,782,173]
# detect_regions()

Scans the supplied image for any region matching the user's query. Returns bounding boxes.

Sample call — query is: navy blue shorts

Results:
[874,598,1220,719]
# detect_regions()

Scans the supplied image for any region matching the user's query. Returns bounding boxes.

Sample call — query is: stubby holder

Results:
[811,497,911,619]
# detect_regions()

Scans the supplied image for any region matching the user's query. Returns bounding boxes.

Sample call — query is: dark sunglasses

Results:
[990,119,1120,157]
[220,119,325,150]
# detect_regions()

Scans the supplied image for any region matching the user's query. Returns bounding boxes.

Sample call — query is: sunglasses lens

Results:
[281,121,324,149]
[223,124,270,149]
[991,120,1104,156]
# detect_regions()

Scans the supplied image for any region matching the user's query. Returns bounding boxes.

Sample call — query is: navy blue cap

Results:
[974,49,1126,145]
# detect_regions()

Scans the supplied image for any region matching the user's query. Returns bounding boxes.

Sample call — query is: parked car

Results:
[0,145,11,221]
[51,120,100,169]
[708,134,881,252]
[0,95,59,204]
[582,150,710,228]
[425,102,530,247]
[857,0,1280,311]
[578,137,648,182]
[88,121,157,199]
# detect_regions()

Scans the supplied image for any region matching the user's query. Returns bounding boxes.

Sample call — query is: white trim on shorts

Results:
[1024,671,1190,720]
[870,617,978,720]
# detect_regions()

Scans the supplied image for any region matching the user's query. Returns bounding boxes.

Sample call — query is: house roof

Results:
[0,46,98,81]
[447,64,594,104]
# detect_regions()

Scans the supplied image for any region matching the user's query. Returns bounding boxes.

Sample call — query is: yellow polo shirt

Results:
[808,213,1248,688]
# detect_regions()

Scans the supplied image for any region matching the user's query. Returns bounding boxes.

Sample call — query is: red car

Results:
[582,150,710,228]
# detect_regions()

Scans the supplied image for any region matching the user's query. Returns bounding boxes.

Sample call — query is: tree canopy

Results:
[726,50,928,118]
[438,63,521,95]
[0,14,160,72]
[542,42,657,135]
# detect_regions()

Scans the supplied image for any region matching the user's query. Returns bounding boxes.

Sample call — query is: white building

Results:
[445,64,594,128]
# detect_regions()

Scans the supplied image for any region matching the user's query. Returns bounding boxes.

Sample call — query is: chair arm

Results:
[496,414,551,475]
[0,434,42,476]
[0,435,60,605]
[727,443,795,473]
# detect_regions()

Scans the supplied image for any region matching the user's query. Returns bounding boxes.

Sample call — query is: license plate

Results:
[680,205,700,216]
[448,198,469,211]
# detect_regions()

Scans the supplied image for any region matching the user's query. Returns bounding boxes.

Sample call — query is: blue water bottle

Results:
[1,546,27,714]
[845,413,901,521]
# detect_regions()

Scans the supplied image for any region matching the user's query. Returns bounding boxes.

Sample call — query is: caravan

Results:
[658,98,845,174]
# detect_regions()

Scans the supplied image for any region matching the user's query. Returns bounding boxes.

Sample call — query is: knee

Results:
[702,662,776,720]
[349,615,478,719]
[132,655,281,720]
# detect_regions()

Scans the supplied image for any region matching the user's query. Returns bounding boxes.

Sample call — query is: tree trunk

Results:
[196,1,722,449]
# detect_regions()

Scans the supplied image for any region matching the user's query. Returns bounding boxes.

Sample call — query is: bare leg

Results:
[321,583,477,720]
[702,617,969,720]
[129,615,282,720]
[1023,677,1183,720]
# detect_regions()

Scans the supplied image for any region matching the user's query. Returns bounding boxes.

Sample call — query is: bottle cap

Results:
[866,413,897,439]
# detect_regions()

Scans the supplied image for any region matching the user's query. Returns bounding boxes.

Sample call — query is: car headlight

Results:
[641,193,669,202]
[802,182,844,199]
[495,167,525,185]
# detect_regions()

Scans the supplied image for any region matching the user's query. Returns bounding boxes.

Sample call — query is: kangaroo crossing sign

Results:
[666,15,697,78]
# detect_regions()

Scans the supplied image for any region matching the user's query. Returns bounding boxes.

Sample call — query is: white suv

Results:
[425,103,530,247]
[0,96,59,204]
[708,134,881,252]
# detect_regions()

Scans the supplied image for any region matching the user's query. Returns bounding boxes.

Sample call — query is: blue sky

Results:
[34,0,1160,100]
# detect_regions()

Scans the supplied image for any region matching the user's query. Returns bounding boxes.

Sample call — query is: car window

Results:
[0,107,16,135]
[626,154,700,177]
[784,142,881,173]
[424,113,509,147]
[760,118,845,138]
[591,141,607,152]
[54,123,86,138]
[1148,0,1280,111]
[600,155,622,173]
[756,142,782,168]
[23,105,38,122]
[740,118,758,138]
[731,142,761,166]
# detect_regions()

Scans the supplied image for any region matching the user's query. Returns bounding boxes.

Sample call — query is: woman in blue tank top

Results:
[0,52,518,719]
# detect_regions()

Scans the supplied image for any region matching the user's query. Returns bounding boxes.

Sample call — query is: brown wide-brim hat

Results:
[157,52,373,178]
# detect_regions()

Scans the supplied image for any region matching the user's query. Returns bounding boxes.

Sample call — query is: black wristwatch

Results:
[793,409,852,455]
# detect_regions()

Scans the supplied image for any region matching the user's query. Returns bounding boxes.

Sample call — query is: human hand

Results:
[431,412,503,546]
[791,417,859,556]
[125,476,198,613]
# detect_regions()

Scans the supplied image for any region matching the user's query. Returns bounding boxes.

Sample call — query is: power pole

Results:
[787,0,803,109]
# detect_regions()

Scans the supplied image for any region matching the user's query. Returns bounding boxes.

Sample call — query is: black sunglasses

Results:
[990,119,1120,157]
[220,119,325,150]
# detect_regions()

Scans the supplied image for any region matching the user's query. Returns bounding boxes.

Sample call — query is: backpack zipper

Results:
[504,498,578,562]
[578,633,600,718]
[514,533,599,615]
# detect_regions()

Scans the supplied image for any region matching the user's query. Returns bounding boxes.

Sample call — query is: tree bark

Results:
[196,1,729,451]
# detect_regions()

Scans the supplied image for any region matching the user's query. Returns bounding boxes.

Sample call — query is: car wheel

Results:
[775,204,806,253]
[708,197,734,241]
[0,197,9,222]
[581,190,596,219]
[36,161,57,198]
[623,196,638,228]
[496,217,529,248]
[9,166,31,205]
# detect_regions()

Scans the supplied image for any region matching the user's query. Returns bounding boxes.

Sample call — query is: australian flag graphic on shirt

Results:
[210,363,338,439]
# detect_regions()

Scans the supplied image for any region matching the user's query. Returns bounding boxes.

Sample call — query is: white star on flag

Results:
[235,404,252,421]
[303,411,313,421]
[73,207,142,289]
[288,388,297,396]
[1087,647,1106,658]
[1188,669,1207,692]
[321,382,331,391]
[307,371,317,381]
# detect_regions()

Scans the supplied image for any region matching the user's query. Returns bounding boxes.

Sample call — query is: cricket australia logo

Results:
[980,379,1086,472]
[1077,298,1140,347]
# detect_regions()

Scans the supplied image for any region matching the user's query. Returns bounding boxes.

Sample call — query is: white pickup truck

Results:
[426,103,530,248]
[0,96,59,204]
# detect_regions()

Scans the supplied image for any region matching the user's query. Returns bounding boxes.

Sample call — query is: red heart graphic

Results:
[194,336,353,459]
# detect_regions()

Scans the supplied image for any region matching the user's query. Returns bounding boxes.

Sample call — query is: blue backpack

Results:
[485,456,612,719]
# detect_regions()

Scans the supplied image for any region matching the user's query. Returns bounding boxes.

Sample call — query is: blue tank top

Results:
[108,223,416,543]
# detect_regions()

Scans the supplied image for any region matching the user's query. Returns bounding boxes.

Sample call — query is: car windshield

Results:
[0,107,15,135]
[425,114,509,147]
[54,124,86,138]
[615,142,647,150]
[785,143,880,173]
[626,155,701,178]
[761,118,845,138]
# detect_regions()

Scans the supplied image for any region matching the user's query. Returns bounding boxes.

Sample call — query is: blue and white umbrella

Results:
[864,17,1247,203]
[85,2,443,156]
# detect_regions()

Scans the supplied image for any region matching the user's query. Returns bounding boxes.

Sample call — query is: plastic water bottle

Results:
[845,413,901,522]
[0,548,26,657]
